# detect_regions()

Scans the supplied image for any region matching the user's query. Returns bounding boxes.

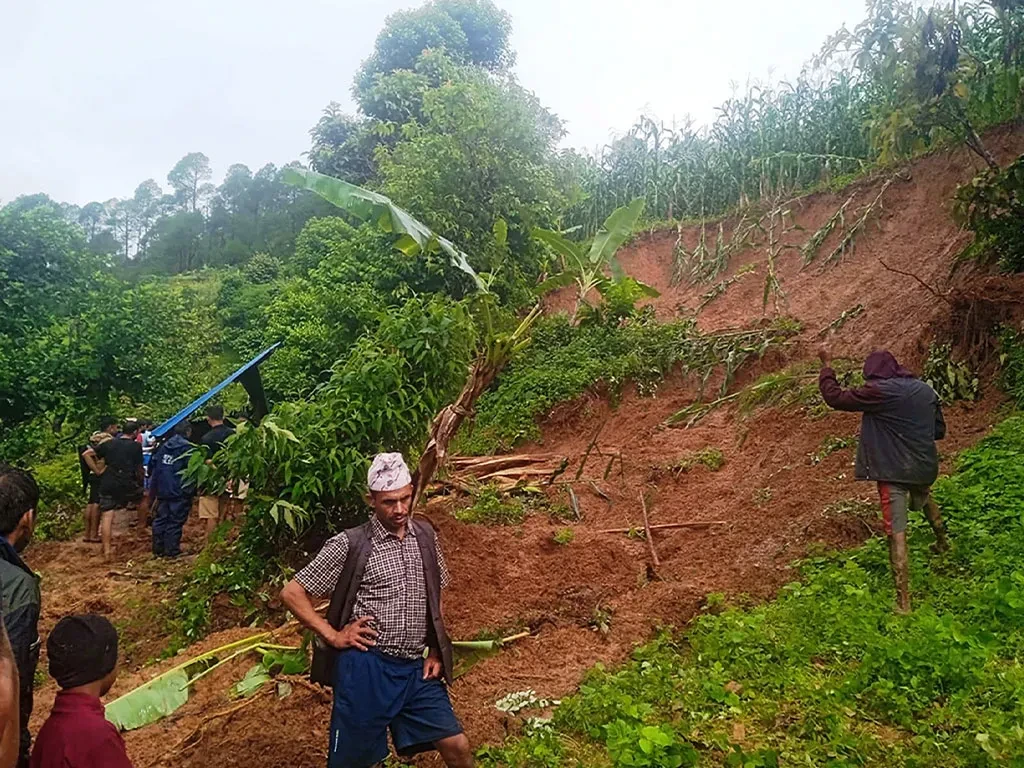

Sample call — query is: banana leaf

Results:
[233,664,271,698]
[282,168,484,291]
[587,197,644,266]
[105,632,270,731]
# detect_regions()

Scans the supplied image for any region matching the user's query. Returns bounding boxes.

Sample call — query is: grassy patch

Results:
[668,447,725,473]
[453,485,530,526]
[479,415,1024,767]
[458,315,794,454]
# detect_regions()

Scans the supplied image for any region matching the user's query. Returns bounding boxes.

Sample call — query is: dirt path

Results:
[21,126,1024,767]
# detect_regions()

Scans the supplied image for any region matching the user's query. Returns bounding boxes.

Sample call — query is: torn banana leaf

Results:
[105,632,270,731]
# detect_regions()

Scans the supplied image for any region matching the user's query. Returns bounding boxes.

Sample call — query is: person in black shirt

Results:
[83,421,143,561]
[79,418,116,545]
[197,405,235,541]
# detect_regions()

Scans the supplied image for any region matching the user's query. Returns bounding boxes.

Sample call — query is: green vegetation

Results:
[454,485,529,526]
[480,415,1024,767]
[668,447,726,474]
[552,527,575,546]
[462,316,794,453]
[809,435,855,466]
[955,152,1024,272]
[923,343,980,403]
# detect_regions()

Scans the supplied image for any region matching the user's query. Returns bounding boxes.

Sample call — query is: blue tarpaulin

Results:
[151,343,280,438]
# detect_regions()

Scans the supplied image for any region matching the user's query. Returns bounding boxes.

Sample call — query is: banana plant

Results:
[282,167,485,291]
[532,197,658,321]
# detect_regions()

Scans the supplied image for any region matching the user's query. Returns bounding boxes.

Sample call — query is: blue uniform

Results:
[149,435,195,557]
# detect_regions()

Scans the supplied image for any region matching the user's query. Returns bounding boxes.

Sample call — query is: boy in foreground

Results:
[30,614,132,768]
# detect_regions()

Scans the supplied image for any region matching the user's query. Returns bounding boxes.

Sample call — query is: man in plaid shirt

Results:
[280,453,472,768]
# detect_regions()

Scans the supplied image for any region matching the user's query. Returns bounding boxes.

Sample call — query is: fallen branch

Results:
[598,521,727,534]
[817,304,865,339]
[877,259,952,305]
[575,420,607,481]
[568,486,581,521]
[640,492,661,570]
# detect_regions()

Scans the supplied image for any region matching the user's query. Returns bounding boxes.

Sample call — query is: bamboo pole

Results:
[597,521,727,534]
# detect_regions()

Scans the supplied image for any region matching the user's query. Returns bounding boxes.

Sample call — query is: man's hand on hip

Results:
[423,648,443,680]
[331,616,378,651]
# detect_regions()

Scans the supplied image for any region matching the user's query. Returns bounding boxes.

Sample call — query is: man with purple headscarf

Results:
[818,348,950,613]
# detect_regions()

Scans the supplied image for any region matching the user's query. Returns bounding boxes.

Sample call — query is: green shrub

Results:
[954,155,1024,272]
[999,327,1024,408]
[31,452,85,542]
[453,485,527,526]
[923,343,979,403]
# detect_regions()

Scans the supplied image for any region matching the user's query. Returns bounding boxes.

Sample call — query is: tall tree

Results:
[132,179,163,258]
[105,198,137,263]
[78,202,106,240]
[167,152,212,213]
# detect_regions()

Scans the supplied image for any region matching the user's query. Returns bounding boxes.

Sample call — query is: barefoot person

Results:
[0,466,40,768]
[280,453,472,768]
[83,421,143,561]
[30,614,132,768]
[818,348,950,612]
[79,418,116,544]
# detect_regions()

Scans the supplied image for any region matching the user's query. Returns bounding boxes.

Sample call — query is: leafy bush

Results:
[998,327,1024,408]
[954,155,1024,272]
[190,295,476,549]
[481,415,1024,766]
[923,342,979,403]
[31,451,85,541]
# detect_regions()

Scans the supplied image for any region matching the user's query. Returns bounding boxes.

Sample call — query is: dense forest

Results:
[5,0,1024,604]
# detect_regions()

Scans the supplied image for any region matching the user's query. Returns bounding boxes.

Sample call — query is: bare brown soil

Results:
[23,127,1024,767]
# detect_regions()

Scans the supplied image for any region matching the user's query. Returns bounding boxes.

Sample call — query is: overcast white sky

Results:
[0,0,867,205]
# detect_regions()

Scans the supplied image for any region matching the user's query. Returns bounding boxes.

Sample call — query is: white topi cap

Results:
[367,452,413,492]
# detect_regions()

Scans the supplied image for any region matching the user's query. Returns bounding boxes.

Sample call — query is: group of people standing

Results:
[78,406,237,561]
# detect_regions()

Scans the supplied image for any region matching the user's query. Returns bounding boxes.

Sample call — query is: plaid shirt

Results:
[295,518,451,660]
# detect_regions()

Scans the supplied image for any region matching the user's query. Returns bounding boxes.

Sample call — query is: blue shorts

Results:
[329,649,463,768]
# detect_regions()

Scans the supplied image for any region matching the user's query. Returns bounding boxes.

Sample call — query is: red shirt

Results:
[30,691,133,768]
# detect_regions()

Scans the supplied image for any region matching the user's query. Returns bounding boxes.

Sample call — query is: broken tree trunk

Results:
[412,304,542,513]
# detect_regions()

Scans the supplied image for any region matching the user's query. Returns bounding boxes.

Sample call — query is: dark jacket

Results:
[311,519,454,686]
[819,353,945,487]
[0,538,40,768]
[149,435,196,500]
